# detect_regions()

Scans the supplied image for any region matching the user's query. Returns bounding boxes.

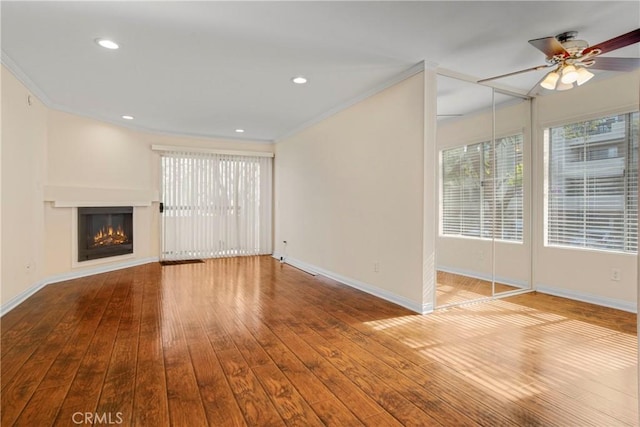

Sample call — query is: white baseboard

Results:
[535,284,637,313]
[0,281,50,317]
[1,257,159,317]
[422,302,434,314]
[437,265,530,289]
[272,253,425,314]
[273,252,317,276]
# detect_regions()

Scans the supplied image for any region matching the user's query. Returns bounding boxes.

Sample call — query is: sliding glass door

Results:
[435,74,532,308]
[160,151,272,261]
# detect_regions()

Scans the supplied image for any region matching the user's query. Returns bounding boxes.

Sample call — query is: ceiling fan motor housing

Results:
[561,39,589,56]
[555,31,578,43]
[554,31,589,58]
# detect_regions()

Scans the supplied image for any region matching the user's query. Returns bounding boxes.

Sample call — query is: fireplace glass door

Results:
[78,207,133,261]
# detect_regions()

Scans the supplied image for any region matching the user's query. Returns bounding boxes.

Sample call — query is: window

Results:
[441,134,523,242]
[545,112,638,253]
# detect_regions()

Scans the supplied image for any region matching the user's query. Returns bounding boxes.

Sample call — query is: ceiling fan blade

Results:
[583,28,640,55]
[528,37,568,58]
[477,64,552,83]
[588,57,640,72]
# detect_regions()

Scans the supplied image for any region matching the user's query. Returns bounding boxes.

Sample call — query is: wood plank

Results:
[308,398,365,426]
[167,269,248,426]
[293,327,442,426]
[161,270,210,427]
[216,347,285,426]
[306,319,479,426]
[94,266,145,425]
[272,325,386,422]
[2,273,113,426]
[53,271,130,425]
[131,264,170,426]
[1,279,81,348]
[252,361,324,425]
[185,342,248,426]
[228,305,366,425]
[245,322,351,407]
[1,276,98,389]
[361,411,405,427]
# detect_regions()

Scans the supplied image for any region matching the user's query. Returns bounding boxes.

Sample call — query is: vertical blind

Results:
[546,112,638,253]
[441,134,524,242]
[160,151,273,260]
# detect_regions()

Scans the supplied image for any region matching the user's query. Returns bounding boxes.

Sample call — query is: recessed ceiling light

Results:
[96,38,119,50]
[235,129,245,133]
[291,76,308,85]
[122,115,134,120]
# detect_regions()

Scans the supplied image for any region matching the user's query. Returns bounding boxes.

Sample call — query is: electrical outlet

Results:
[610,268,621,281]
[374,262,380,273]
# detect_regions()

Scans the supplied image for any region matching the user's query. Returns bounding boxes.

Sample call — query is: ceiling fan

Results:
[478,28,640,93]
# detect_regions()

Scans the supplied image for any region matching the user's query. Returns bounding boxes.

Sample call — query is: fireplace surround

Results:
[77,206,133,261]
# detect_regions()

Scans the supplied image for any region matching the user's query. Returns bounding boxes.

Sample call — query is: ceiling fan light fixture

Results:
[556,81,574,91]
[575,67,595,86]
[560,64,579,84]
[540,71,560,90]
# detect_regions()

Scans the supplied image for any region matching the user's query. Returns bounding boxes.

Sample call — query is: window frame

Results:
[543,111,638,255]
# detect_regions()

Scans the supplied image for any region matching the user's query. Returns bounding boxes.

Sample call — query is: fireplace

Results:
[78,207,133,261]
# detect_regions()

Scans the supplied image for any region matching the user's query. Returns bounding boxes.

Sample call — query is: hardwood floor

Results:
[436,271,521,307]
[1,256,637,426]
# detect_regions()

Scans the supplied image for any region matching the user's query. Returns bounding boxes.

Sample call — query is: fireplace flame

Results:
[92,224,129,247]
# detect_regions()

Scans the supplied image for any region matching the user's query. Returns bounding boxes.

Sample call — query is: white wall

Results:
[0,63,2,308]
[533,72,639,310]
[274,73,425,309]
[1,66,48,306]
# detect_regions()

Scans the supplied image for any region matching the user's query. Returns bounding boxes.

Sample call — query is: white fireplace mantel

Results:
[44,185,158,207]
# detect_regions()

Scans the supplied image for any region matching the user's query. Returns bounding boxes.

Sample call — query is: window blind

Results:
[441,134,523,242]
[160,152,273,260]
[546,112,638,253]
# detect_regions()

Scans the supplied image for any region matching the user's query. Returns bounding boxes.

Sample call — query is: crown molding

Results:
[1,49,54,106]
[1,50,275,144]
[274,61,426,142]
[3,47,421,146]
[47,102,275,145]
[437,66,531,99]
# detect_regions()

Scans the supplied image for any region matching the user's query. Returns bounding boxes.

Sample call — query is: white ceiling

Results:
[2,1,639,142]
